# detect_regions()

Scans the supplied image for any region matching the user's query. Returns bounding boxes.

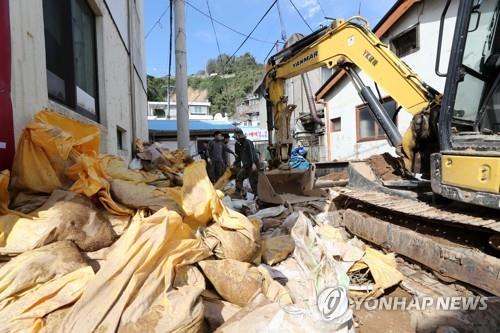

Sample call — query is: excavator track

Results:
[332,187,500,296]
[337,187,500,233]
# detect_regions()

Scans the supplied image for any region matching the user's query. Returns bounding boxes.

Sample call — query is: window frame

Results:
[356,97,398,142]
[390,23,420,58]
[330,117,342,132]
[43,0,100,122]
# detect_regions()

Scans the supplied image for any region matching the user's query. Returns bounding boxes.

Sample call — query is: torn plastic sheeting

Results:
[58,208,212,333]
[248,205,286,220]
[348,247,404,300]
[67,153,133,216]
[11,110,100,194]
[215,293,352,333]
[290,212,339,296]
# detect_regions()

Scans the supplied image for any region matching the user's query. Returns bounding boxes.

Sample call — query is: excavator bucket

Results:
[257,165,316,204]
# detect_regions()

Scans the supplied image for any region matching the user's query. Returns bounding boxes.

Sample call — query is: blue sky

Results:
[144,0,397,76]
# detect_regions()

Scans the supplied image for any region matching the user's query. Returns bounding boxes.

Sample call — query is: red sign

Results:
[0,0,15,170]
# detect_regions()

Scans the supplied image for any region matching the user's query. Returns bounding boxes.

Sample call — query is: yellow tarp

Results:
[11,110,132,216]
[349,247,404,299]
[58,209,211,332]
[12,110,100,194]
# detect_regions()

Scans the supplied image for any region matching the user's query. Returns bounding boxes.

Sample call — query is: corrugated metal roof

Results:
[148,119,236,133]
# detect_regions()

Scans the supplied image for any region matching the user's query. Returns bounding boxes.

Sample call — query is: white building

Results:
[148,101,212,120]
[4,0,148,163]
[315,0,459,161]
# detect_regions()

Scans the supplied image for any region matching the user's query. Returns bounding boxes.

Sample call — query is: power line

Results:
[225,0,279,66]
[185,0,279,45]
[317,0,327,18]
[276,0,287,42]
[288,0,313,32]
[264,40,280,62]
[145,4,170,39]
[206,0,224,73]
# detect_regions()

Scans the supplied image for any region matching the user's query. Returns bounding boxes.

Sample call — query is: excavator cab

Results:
[431,0,500,209]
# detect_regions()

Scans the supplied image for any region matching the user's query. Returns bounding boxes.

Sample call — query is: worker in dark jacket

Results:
[233,128,259,197]
[208,131,234,183]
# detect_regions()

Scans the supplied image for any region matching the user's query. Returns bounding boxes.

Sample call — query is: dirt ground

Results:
[354,287,415,333]
[320,169,349,181]
[366,153,406,181]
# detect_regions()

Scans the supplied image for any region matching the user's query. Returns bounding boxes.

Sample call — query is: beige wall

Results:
[9,0,148,161]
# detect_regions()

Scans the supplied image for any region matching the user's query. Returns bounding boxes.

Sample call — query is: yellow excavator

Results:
[258,0,500,295]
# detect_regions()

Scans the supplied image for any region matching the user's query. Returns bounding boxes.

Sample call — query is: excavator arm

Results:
[263,18,441,173]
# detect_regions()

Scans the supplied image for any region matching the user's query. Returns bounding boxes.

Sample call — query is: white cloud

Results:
[294,0,322,19]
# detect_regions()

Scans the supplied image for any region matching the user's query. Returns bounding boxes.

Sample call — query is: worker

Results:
[208,131,234,183]
[233,128,259,198]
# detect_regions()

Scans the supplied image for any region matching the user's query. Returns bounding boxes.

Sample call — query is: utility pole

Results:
[174,0,190,151]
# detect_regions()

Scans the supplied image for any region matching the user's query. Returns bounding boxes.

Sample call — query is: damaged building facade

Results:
[315,0,459,161]
[1,0,148,169]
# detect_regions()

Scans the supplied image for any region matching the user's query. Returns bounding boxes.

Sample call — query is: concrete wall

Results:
[9,0,148,161]
[324,0,459,161]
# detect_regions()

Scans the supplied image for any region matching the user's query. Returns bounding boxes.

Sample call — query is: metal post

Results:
[174,0,190,151]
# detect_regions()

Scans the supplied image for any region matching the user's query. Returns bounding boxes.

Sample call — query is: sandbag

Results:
[204,222,261,263]
[0,190,116,253]
[199,259,291,307]
[169,161,261,262]
[11,110,100,194]
[58,209,211,333]
[102,155,162,183]
[110,179,183,213]
[262,235,295,265]
[0,241,88,310]
[0,266,94,333]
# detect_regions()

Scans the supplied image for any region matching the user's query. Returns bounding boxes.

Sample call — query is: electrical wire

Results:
[288,0,313,32]
[317,0,327,18]
[225,0,279,66]
[276,0,287,42]
[145,4,170,39]
[264,40,280,62]
[206,0,224,73]
[185,0,279,45]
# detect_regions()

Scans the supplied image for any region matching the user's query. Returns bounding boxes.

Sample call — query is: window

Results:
[356,98,398,142]
[189,105,207,114]
[153,109,165,118]
[43,0,98,121]
[390,24,419,57]
[116,127,126,150]
[330,117,341,132]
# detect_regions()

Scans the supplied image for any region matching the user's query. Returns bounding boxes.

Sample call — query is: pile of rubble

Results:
[4,109,484,333]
